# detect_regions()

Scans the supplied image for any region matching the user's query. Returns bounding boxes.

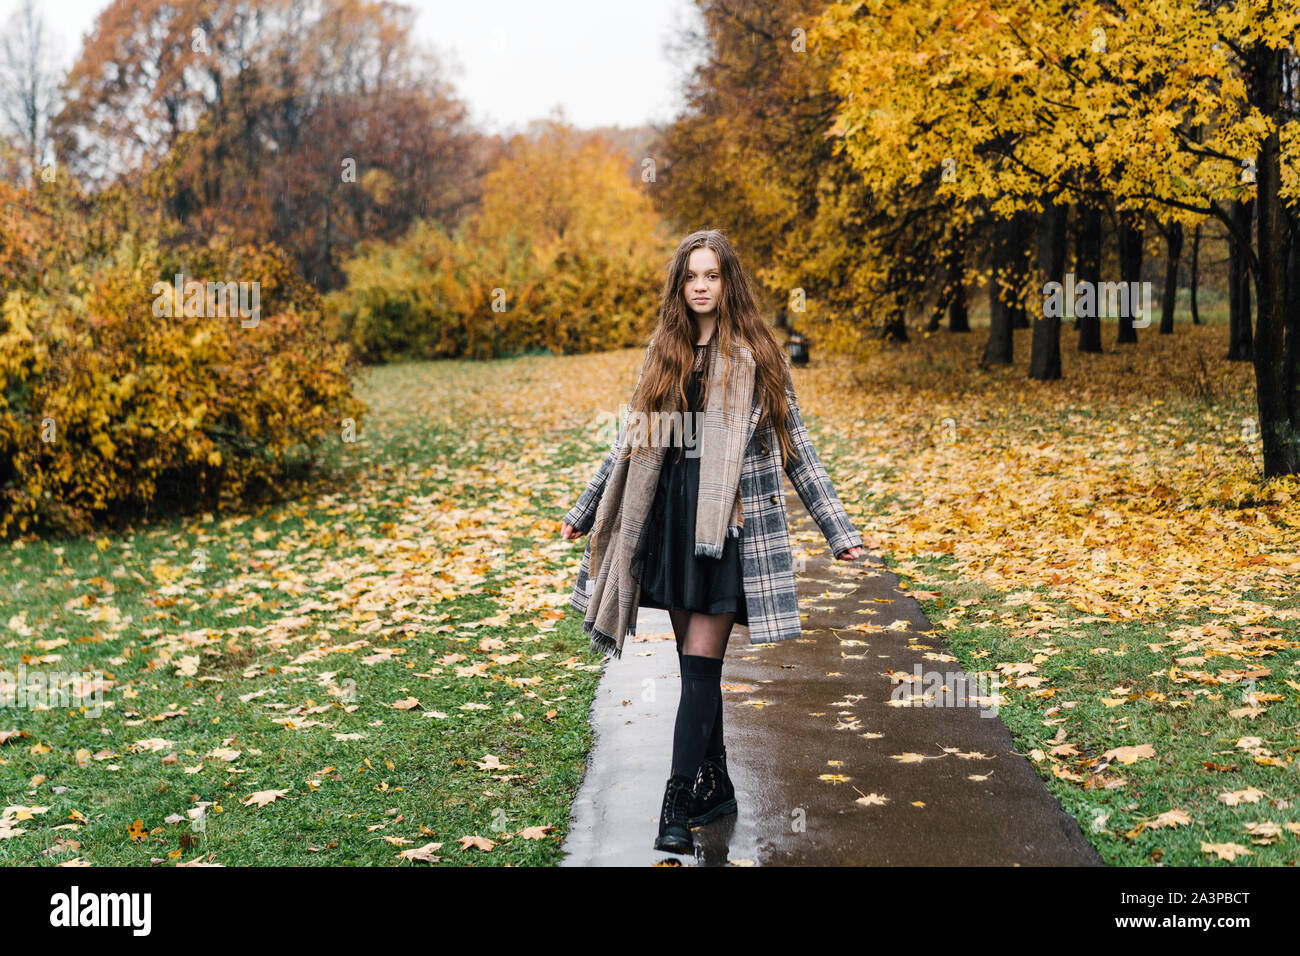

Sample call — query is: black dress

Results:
[631,343,749,624]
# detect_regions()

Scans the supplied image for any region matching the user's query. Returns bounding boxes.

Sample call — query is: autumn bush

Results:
[0,228,365,537]
[325,220,526,362]
[327,221,665,361]
[325,120,674,361]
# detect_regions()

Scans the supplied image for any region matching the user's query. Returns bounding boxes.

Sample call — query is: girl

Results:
[560,229,864,856]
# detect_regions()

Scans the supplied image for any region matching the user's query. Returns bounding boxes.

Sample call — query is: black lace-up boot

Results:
[687,748,737,826]
[653,774,696,853]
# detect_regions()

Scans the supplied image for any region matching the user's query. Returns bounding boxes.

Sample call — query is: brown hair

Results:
[623,229,798,468]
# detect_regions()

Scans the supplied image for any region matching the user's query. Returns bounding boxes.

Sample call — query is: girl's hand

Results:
[836,545,863,561]
[560,521,585,540]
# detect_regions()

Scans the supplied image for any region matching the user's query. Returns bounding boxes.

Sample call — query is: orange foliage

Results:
[327,120,674,360]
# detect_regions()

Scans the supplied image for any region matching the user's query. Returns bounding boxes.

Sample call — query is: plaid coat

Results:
[563,341,863,646]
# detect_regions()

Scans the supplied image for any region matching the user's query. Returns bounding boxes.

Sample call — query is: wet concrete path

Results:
[561,483,1104,867]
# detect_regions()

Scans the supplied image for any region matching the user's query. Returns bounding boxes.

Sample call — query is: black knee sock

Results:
[706,691,724,759]
[674,642,724,762]
[686,642,728,764]
[671,654,723,781]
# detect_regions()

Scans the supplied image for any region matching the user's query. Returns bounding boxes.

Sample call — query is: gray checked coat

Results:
[563,340,863,646]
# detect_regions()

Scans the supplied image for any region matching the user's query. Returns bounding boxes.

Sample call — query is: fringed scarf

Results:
[582,337,755,659]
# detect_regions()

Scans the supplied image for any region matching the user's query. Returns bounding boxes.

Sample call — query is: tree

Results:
[52,0,488,288]
[818,0,1300,476]
[0,0,59,183]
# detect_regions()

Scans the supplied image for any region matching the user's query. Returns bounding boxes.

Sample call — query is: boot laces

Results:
[696,761,717,798]
[664,777,692,818]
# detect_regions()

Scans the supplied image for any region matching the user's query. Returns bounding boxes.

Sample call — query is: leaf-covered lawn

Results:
[3,328,1297,866]
[0,351,629,866]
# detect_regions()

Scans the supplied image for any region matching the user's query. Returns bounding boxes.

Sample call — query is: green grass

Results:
[0,356,609,866]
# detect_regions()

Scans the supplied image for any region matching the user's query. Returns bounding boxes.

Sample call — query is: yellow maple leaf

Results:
[242,789,289,808]
[1201,841,1252,861]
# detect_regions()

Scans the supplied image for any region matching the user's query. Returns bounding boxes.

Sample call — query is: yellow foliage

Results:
[0,236,365,537]
[326,120,674,360]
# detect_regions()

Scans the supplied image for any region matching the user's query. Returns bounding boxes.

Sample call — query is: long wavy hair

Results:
[623,229,799,469]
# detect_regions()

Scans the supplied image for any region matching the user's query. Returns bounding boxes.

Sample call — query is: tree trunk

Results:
[1160,221,1183,334]
[949,224,970,332]
[983,214,1016,364]
[1010,208,1033,328]
[930,223,972,335]
[1252,40,1300,476]
[926,294,945,332]
[1189,222,1201,325]
[1071,198,1083,332]
[1287,212,1300,460]
[1030,198,1067,381]
[882,301,909,342]
[1077,188,1104,352]
[1116,208,1143,344]
[1228,199,1255,361]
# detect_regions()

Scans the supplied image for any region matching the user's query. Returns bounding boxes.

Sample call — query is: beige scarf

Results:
[583,337,755,658]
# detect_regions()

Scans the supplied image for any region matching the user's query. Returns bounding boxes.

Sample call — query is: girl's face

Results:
[684,247,722,317]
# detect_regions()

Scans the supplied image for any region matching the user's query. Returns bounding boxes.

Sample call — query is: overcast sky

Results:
[5,0,701,135]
